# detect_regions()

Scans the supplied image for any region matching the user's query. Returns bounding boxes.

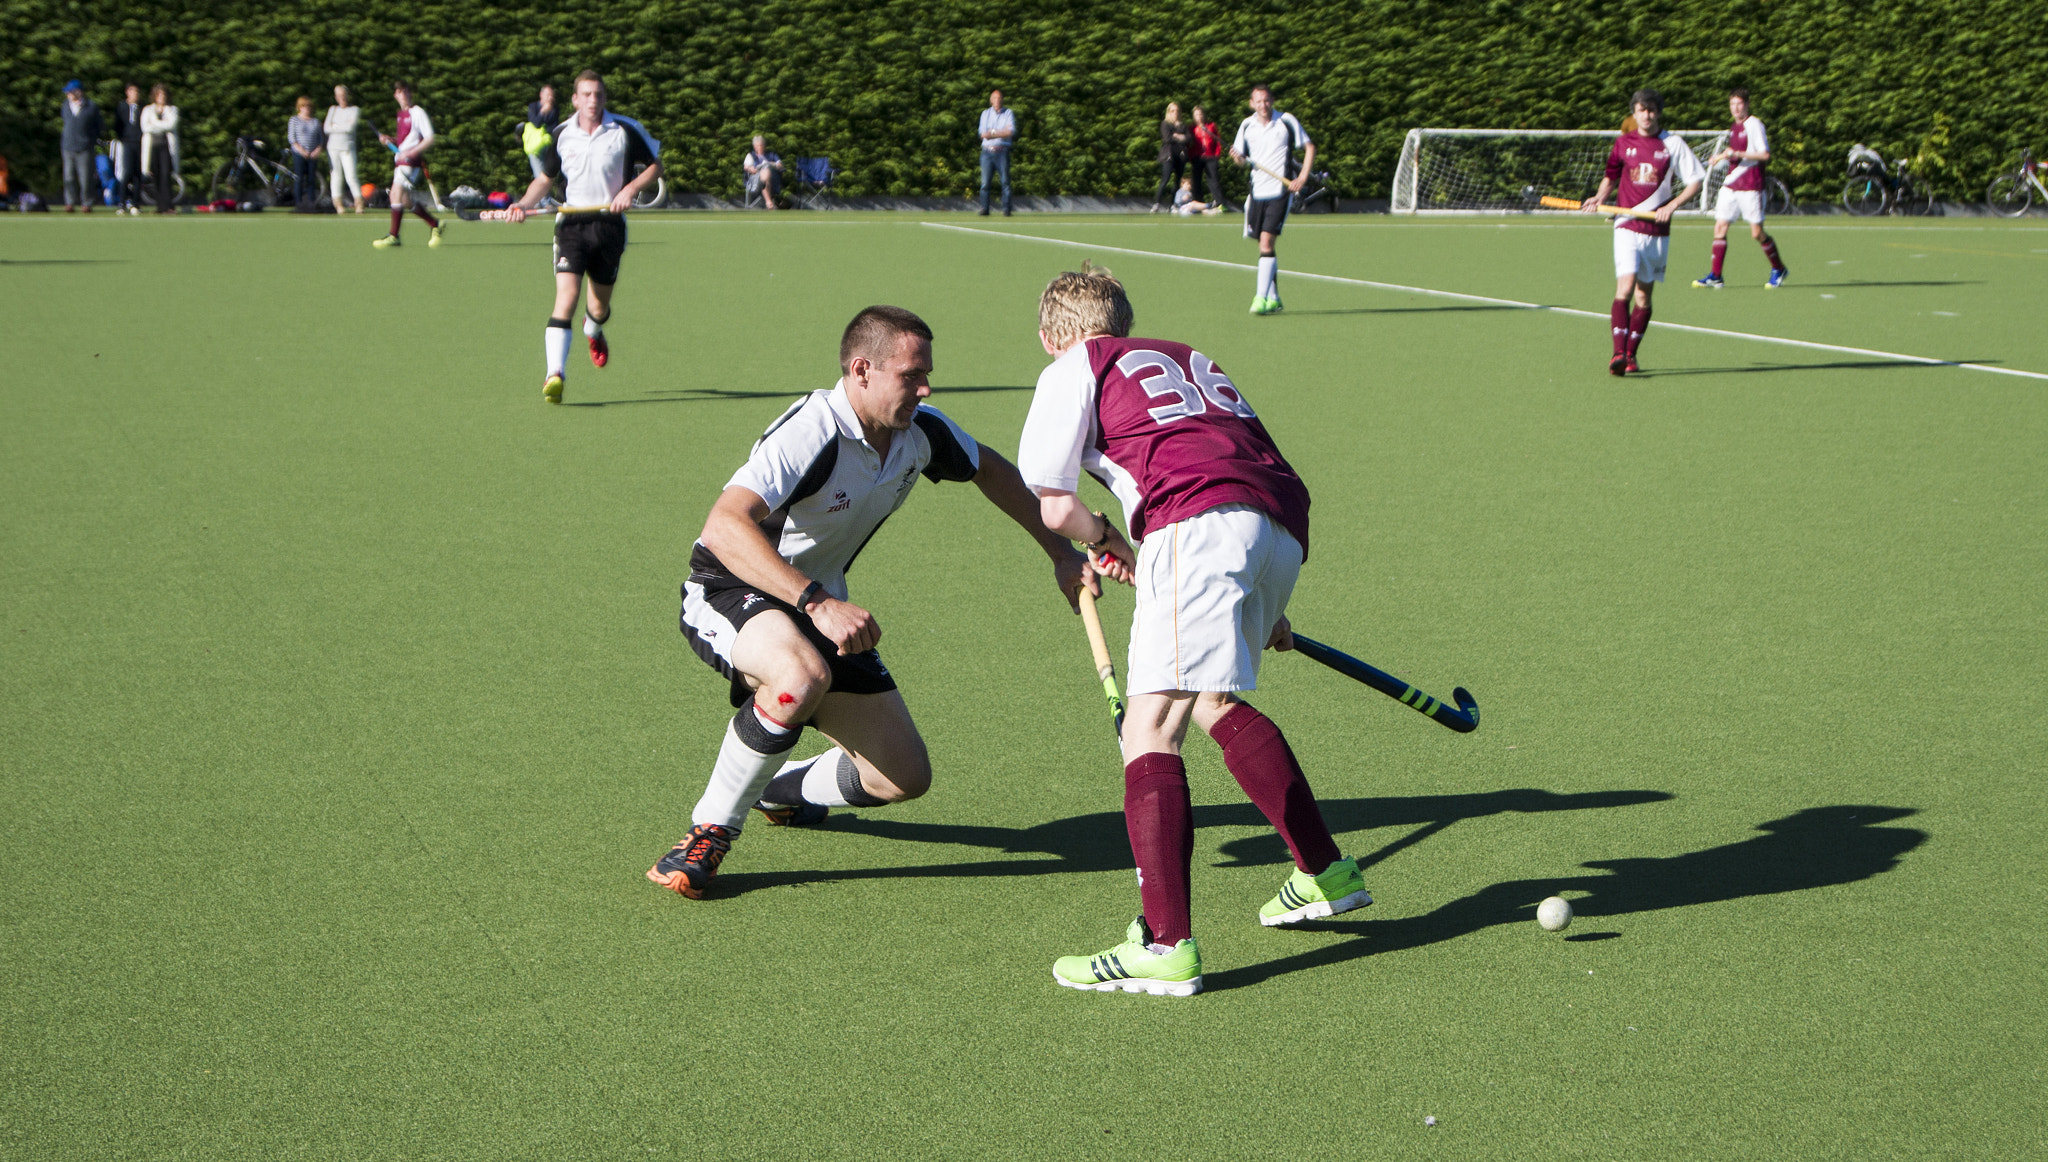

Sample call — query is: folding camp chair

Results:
[793,157,839,209]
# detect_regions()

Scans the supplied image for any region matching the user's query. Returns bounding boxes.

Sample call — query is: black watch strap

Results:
[798,580,827,609]
[1084,512,1117,551]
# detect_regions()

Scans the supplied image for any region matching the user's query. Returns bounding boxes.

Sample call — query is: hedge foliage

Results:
[3,0,2043,205]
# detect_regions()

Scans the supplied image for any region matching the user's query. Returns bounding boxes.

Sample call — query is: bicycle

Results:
[1841,145,1935,217]
[1986,147,2045,217]
[209,136,297,206]
[1288,169,1335,213]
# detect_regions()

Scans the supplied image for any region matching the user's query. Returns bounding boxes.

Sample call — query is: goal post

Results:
[1391,128,1731,215]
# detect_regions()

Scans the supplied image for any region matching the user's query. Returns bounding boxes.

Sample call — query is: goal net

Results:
[1391,128,1730,214]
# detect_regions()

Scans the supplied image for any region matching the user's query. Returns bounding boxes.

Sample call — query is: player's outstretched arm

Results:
[699,485,880,654]
[1032,487,1135,586]
[1582,178,1614,213]
[972,450,1100,612]
[506,173,554,222]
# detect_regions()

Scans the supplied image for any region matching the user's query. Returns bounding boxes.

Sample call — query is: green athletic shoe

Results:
[1250,296,1270,314]
[1259,856,1372,926]
[372,233,400,249]
[1266,296,1284,313]
[1053,916,1203,997]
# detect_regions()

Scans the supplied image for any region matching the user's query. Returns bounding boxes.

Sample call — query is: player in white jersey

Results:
[1229,85,1314,315]
[646,306,1096,900]
[1693,89,1789,289]
[371,82,443,249]
[505,70,661,403]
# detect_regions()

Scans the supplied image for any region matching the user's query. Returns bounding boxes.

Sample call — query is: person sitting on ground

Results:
[1171,175,1218,216]
[743,135,783,209]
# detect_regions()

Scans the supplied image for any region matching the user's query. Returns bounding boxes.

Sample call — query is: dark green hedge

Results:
[4,0,2042,205]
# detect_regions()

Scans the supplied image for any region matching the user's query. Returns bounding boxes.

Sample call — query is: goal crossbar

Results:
[1392,128,1732,215]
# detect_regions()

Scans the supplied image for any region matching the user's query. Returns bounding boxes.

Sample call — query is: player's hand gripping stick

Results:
[1289,634,1479,733]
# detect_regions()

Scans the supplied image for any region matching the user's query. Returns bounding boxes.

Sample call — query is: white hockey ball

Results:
[1537,896,1573,932]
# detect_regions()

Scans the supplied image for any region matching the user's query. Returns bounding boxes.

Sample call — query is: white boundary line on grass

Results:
[920,221,2048,382]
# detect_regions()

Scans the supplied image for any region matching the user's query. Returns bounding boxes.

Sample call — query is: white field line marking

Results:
[921,221,2048,382]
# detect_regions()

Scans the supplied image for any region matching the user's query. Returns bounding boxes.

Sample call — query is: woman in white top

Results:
[324,85,362,213]
[139,84,180,214]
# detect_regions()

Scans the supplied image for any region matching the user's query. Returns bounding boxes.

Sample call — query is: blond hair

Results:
[1038,263,1133,350]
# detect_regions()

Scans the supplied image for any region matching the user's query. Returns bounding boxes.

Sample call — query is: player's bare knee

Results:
[1190,691,1243,733]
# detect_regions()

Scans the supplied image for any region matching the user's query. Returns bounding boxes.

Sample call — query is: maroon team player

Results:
[1694,89,1789,289]
[1018,266,1372,996]
[1582,89,1706,375]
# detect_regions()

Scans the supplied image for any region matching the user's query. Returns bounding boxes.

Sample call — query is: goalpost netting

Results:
[1390,128,1732,214]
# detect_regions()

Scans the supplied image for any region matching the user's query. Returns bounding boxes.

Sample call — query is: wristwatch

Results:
[798,580,827,610]
[1084,512,1118,552]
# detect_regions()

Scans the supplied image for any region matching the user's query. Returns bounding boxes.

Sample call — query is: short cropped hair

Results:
[1630,88,1662,113]
[575,69,604,94]
[1251,83,1272,96]
[393,80,414,97]
[1728,87,1750,102]
[1038,263,1134,349]
[840,306,933,372]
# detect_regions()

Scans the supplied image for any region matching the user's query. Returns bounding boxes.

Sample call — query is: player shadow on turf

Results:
[1791,280,1982,288]
[1205,804,1925,992]
[566,384,1034,407]
[713,788,1672,892]
[0,259,131,265]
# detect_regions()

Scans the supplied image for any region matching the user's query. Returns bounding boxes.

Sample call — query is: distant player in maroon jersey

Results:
[1693,89,1788,289]
[1018,266,1372,997]
[370,81,442,250]
[1582,89,1706,375]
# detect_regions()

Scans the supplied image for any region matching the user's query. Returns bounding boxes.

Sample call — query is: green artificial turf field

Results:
[4,211,2045,1159]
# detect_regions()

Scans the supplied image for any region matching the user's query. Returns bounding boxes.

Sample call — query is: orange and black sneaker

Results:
[646,824,735,899]
[588,331,609,369]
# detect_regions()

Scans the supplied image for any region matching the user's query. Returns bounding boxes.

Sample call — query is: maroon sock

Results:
[1124,752,1194,946]
[1626,305,1651,357]
[1711,239,1728,276]
[1209,703,1341,875]
[388,207,403,235]
[1610,300,1629,356]
[1759,233,1783,271]
[414,206,439,228]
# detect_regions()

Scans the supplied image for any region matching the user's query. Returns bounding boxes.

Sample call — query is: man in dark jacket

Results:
[59,80,105,212]
[111,84,144,212]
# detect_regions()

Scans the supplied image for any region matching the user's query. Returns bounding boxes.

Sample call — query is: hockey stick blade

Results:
[1290,634,1478,733]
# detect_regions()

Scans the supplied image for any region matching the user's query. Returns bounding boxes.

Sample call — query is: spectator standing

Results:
[59,80,104,213]
[325,86,362,213]
[1151,102,1188,212]
[288,96,324,210]
[140,85,179,214]
[977,89,1015,216]
[1190,106,1225,209]
[112,84,144,213]
[524,84,559,204]
[743,135,783,209]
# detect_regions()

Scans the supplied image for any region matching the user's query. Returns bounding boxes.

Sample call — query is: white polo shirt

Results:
[549,112,659,207]
[690,383,982,597]
[1232,112,1310,200]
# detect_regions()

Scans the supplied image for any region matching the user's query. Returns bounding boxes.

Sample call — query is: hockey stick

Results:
[1076,586,1126,739]
[1538,194,1659,221]
[1289,635,1479,733]
[457,204,614,221]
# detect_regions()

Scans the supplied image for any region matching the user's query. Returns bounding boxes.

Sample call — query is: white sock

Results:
[1259,256,1279,300]
[582,314,604,338]
[799,748,860,807]
[544,324,571,377]
[690,705,799,831]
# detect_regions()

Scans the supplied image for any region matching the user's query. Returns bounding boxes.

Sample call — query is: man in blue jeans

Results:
[977,89,1015,217]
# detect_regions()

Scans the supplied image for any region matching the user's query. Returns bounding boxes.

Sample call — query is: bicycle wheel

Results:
[1841,174,1887,216]
[1894,181,1936,216]
[1766,176,1793,217]
[1986,173,2032,217]
[630,169,666,209]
